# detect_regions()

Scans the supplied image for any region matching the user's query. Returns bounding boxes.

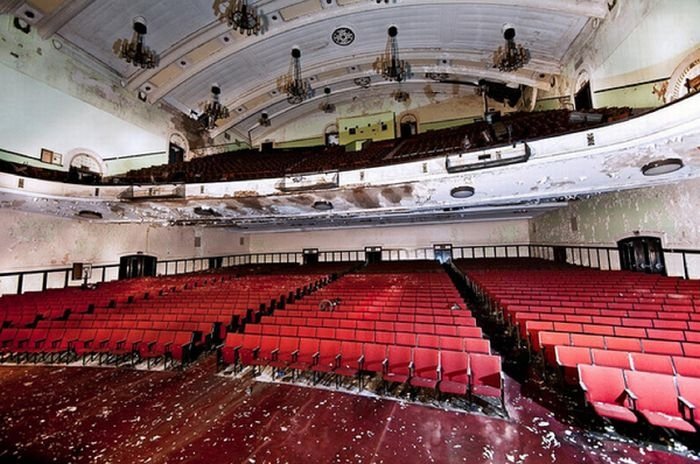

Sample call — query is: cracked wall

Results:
[0,208,247,295]
[529,178,700,277]
[248,220,530,256]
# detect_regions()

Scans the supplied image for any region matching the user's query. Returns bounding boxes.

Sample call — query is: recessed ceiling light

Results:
[77,210,103,220]
[641,158,684,176]
[194,207,221,217]
[450,186,475,198]
[313,200,333,211]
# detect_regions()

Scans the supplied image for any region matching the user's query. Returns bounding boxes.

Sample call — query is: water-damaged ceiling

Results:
[5,0,608,137]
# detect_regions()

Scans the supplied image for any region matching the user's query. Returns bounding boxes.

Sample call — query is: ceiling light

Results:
[282,48,313,104]
[201,84,230,130]
[77,210,103,220]
[113,17,160,69]
[215,0,262,36]
[313,200,333,211]
[374,26,409,82]
[641,158,684,176]
[450,186,475,198]
[492,24,530,72]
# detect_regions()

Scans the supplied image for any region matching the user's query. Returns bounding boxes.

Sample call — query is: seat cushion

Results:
[640,411,696,433]
[592,402,637,423]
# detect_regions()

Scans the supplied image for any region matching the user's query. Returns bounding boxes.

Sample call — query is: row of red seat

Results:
[221,333,503,405]
[457,258,699,432]
[243,324,489,353]
[579,365,699,432]
[556,346,699,381]
[0,327,194,368]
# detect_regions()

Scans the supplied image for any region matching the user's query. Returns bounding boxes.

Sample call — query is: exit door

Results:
[618,237,666,275]
[119,254,157,279]
[434,244,453,264]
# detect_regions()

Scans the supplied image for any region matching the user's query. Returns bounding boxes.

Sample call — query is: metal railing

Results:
[1,243,697,295]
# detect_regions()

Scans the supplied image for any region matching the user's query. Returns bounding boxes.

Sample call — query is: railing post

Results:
[682,252,689,280]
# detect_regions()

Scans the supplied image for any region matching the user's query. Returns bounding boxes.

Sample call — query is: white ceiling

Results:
[16,0,608,134]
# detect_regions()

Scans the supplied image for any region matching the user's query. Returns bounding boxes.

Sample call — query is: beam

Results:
[37,0,98,39]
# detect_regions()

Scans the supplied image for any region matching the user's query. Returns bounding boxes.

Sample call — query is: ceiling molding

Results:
[37,0,98,40]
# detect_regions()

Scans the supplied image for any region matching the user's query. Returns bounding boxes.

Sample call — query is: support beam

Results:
[37,0,97,39]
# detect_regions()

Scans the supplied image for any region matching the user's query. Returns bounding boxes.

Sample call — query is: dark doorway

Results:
[365,247,382,264]
[119,254,157,279]
[325,132,339,146]
[399,115,418,138]
[618,236,666,275]
[434,244,453,264]
[553,246,568,264]
[209,257,223,269]
[168,143,185,164]
[303,248,319,265]
[575,81,593,111]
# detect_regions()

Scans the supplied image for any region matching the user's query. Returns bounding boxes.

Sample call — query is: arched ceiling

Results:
[8,0,608,137]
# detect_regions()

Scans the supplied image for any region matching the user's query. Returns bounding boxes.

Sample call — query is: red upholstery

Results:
[469,354,503,403]
[439,350,469,396]
[677,376,700,427]
[625,371,695,432]
[578,365,637,423]
[410,348,440,390]
[555,346,592,384]
[383,345,412,385]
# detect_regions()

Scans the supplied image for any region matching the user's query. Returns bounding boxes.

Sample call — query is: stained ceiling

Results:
[4,0,608,138]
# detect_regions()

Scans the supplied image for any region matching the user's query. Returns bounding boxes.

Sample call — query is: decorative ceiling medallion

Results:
[331,27,355,46]
[354,76,371,88]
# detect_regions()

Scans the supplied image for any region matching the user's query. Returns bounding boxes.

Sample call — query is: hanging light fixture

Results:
[319,87,335,113]
[113,17,160,69]
[201,84,230,129]
[282,48,312,104]
[258,112,271,127]
[492,24,530,72]
[374,26,409,82]
[214,0,262,36]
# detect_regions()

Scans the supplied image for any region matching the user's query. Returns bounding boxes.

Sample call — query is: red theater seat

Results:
[289,338,320,371]
[677,376,700,428]
[673,356,700,378]
[335,341,363,384]
[410,348,440,390]
[268,337,299,369]
[578,365,637,423]
[312,339,341,375]
[439,350,469,396]
[630,353,675,375]
[555,346,592,384]
[591,349,631,370]
[469,353,504,406]
[362,343,387,374]
[383,345,412,385]
[625,371,695,432]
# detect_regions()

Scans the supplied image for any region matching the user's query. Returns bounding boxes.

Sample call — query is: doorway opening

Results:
[618,236,666,275]
[119,254,157,279]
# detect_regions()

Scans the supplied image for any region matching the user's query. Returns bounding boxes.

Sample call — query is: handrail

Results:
[1,243,697,296]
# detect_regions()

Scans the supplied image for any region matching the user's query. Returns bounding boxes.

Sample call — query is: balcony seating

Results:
[97,108,632,185]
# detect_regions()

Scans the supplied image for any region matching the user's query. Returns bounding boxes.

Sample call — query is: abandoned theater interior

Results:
[1,0,700,462]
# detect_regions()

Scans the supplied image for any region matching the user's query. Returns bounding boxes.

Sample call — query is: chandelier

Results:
[492,25,530,72]
[201,84,230,129]
[113,17,160,69]
[214,0,262,36]
[282,48,312,104]
[319,87,335,113]
[374,26,408,83]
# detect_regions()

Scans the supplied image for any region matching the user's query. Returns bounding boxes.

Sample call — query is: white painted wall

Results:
[0,208,246,294]
[248,220,530,258]
[0,64,166,167]
[530,178,700,278]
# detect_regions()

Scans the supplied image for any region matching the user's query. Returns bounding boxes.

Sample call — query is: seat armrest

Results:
[271,348,280,356]
[624,388,637,401]
[678,396,695,410]
[313,351,320,359]
[436,366,442,381]
[579,381,588,393]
